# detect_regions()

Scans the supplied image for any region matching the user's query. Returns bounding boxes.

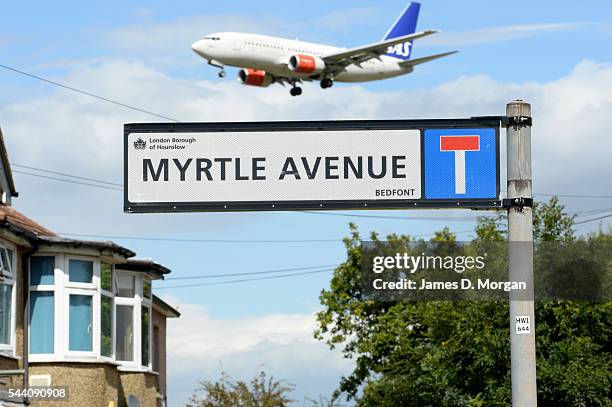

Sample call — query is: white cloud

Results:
[160,296,351,405]
[422,22,594,47]
[2,59,612,236]
[105,15,286,56]
[102,6,387,61]
[2,48,612,407]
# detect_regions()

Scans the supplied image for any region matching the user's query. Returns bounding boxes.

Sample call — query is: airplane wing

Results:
[399,50,459,67]
[322,30,438,68]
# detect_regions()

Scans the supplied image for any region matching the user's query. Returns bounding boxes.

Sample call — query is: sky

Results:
[1,1,612,405]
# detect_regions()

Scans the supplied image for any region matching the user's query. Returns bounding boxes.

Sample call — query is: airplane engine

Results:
[237,68,273,87]
[288,54,325,74]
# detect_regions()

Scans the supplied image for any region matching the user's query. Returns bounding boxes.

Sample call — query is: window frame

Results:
[0,243,16,353]
[63,256,99,357]
[114,270,141,368]
[28,254,58,359]
[64,288,99,357]
[99,261,115,360]
[64,255,97,289]
[141,277,152,369]
[114,270,153,371]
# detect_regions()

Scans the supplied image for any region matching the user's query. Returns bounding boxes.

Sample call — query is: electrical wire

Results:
[574,213,612,225]
[56,229,474,244]
[13,170,123,191]
[57,232,341,243]
[163,264,339,280]
[0,63,181,122]
[12,163,122,187]
[155,268,334,290]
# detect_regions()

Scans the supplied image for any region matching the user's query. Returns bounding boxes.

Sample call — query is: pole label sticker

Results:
[515,315,531,334]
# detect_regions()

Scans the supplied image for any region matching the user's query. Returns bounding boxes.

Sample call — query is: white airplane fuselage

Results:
[192,32,412,83]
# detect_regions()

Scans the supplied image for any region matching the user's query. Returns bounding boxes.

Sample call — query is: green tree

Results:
[315,197,611,406]
[186,370,295,407]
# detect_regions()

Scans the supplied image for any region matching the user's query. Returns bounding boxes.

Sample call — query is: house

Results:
[0,127,180,407]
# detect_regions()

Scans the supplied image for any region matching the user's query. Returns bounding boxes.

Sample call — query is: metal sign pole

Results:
[506,100,537,405]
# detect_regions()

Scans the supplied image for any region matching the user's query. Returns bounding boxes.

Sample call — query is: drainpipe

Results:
[22,241,38,406]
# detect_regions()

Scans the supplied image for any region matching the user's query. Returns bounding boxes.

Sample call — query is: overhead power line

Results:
[155,268,334,290]
[57,229,474,244]
[58,232,341,243]
[0,63,181,122]
[14,167,611,224]
[17,163,612,202]
[300,211,482,221]
[533,192,612,199]
[13,170,122,191]
[13,164,122,187]
[574,213,612,225]
[162,264,339,281]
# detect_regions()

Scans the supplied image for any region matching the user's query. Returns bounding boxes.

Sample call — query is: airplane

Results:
[191,2,457,96]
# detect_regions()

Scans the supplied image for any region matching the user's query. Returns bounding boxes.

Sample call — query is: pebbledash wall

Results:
[0,127,180,407]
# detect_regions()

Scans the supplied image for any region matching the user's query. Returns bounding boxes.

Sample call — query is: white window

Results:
[114,271,152,370]
[29,255,56,355]
[0,245,16,352]
[64,257,99,356]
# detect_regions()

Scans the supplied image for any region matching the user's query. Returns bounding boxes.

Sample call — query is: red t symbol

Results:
[440,136,480,194]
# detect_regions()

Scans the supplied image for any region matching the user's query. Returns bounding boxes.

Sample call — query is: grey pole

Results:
[506,100,537,405]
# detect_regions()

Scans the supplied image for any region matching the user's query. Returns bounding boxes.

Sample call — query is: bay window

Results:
[25,255,155,370]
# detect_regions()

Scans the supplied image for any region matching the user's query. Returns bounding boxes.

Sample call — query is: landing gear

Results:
[290,86,302,96]
[320,78,333,89]
[208,59,226,78]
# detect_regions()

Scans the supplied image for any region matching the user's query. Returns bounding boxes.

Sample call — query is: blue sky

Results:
[2,1,612,405]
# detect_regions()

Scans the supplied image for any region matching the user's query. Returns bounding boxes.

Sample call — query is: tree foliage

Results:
[315,198,611,406]
[186,370,295,407]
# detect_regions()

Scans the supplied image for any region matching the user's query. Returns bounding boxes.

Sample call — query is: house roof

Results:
[37,235,136,258]
[153,295,181,318]
[116,258,171,279]
[0,205,56,238]
[0,206,135,257]
[0,127,18,198]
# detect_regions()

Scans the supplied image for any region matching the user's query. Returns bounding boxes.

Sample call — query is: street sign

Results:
[124,119,501,213]
[424,128,498,199]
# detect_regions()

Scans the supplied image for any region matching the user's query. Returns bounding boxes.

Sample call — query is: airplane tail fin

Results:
[383,2,420,61]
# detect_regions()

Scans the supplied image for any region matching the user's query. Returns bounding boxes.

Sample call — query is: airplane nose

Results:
[191,40,207,57]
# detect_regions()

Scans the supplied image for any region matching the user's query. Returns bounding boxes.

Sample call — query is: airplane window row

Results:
[244,41,322,56]
[246,41,283,50]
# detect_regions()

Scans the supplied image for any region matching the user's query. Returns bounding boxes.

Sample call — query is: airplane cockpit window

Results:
[204,37,221,41]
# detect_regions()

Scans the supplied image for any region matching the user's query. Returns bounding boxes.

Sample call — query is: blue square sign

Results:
[424,128,498,199]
